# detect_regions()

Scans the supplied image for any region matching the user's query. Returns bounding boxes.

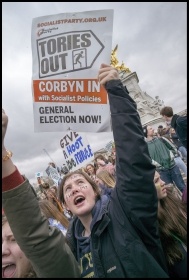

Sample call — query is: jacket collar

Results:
[66,196,110,253]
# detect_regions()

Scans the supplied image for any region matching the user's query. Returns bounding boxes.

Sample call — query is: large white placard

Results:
[31,9,114,132]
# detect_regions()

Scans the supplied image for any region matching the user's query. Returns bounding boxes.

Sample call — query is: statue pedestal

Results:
[120,71,165,128]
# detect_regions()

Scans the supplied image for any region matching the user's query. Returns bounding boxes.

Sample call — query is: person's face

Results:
[96,159,106,168]
[154,171,167,200]
[112,150,116,159]
[37,177,42,184]
[63,174,97,217]
[2,222,32,278]
[86,165,94,175]
[147,126,154,137]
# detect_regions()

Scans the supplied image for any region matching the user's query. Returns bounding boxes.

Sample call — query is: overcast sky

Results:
[2,2,187,185]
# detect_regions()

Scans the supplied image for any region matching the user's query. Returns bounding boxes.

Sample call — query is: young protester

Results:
[160,106,187,149]
[157,127,187,177]
[107,154,116,166]
[153,171,187,278]
[61,163,69,175]
[2,118,80,277]
[143,125,186,193]
[85,163,97,182]
[57,64,170,277]
[95,169,115,197]
[48,162,61,175]
[94,154,116,177]
[2,64,169,278]
[2,213,37,278]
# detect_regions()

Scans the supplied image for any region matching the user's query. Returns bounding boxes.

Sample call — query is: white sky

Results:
[2,2,187,185]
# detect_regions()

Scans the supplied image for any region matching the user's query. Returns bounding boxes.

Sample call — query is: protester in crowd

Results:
[39,199,69,236]
[95,154,116,177]
[57,63,170,277]
[158,125,163,130]
[157,127,187,177]
[61,163,69,175]
[157,127,170,140]
[157,125,163,138]
[85,163,97,182]
[158,126,187,162]
[160,106,187,149]
[107,155,116,166]
[2,213,37,278]
[143,125,186,193]
[2,115,80,277]
[49,162,61,175]
[95,169,115,197]
[170,128,187,162]
[2,64,170,278]
[45,187,64,212]
[153,171,187,278]
[37,179,49,198]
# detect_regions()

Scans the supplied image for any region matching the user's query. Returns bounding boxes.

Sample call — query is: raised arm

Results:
[98,64,158,242]
[2,108,16,178]
[2,109,80,278]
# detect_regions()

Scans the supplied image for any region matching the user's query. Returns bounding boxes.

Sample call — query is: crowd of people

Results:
[2,63,187,278]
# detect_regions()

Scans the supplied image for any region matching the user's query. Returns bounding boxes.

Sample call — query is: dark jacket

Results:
[2,179,80,278]
[170,132,184,149]
[171,114,187,148]
[66,80,169,278]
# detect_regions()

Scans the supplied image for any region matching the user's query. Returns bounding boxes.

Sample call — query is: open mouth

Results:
[2,264,16,278]
[74,196,85,205]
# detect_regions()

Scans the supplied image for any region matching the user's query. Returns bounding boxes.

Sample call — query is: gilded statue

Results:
[111,44,119,67]
[116,61,131,73]
[110,45,131,73]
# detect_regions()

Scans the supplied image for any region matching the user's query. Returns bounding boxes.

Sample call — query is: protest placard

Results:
[45,165,61,186]
[35,171,44,185]
[31,9,113,132]
[60,130,94,172]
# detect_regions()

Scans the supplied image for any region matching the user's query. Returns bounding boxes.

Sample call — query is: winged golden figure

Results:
[110,45,131,73]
